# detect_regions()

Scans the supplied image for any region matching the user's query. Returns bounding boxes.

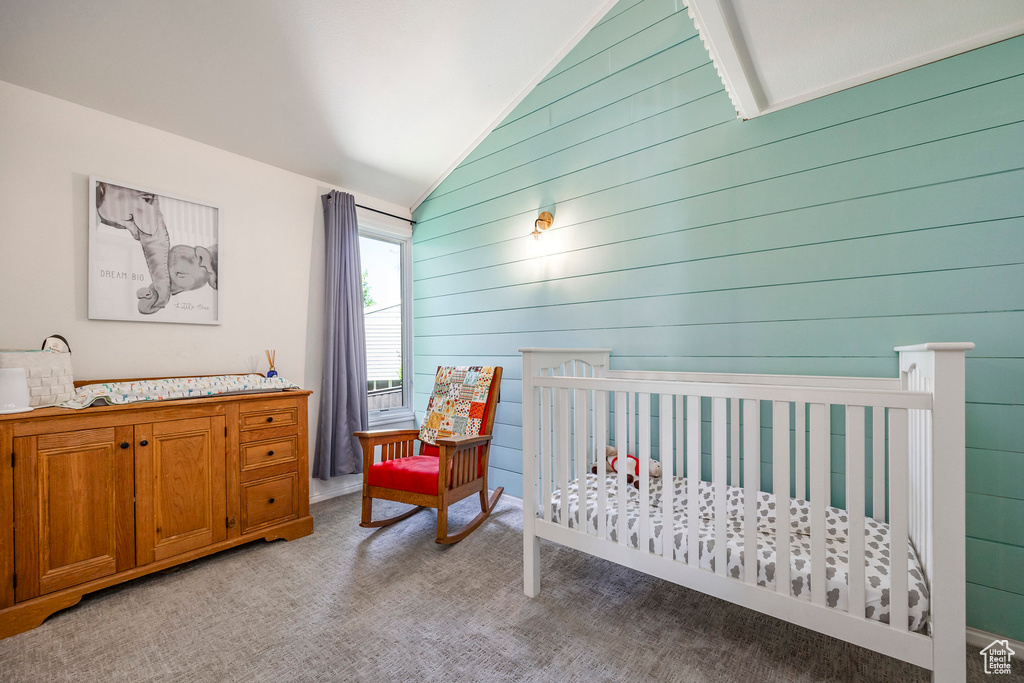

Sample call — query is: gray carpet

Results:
[0,492,1016,682]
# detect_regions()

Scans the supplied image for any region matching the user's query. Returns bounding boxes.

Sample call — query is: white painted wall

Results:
[0,79,411,503]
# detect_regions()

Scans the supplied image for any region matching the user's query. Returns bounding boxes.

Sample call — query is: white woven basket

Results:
[0,350,74,407]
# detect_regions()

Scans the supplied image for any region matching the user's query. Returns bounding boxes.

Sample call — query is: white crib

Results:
[520,343,972,682]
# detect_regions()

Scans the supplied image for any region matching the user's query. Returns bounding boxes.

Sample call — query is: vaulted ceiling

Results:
[0,0,611,209]
[688,0,1024,119]
[2,0,1022,211]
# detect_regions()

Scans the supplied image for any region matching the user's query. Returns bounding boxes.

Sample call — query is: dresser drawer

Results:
[241,472,299,534]
[239,405,298,432]
[241,436,297,471]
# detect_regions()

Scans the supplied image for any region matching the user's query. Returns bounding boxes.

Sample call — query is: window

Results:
[360,227,413,426]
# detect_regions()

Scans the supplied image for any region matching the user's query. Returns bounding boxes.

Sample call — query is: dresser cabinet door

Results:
[135,416,226,564]
[13,427,135,602]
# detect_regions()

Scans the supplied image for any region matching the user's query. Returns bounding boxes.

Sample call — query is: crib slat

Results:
[889,408,910,632]
[628,393,636,470]
[913,401,921,561]
[541,386,551,523]
[660,394,674,559]
[595,390,608,541]
[730,397,740,487]
[557,387,570,529]
[615,391,628,546]
[713,397,728,576]
[847,406,866,618]
[773,401,791,595]
[795,402,806,500]
[742,399,759,586]
[574,386,587,533]
[809,403,828,607]
[675,396,685,488]
[686,395,701,568]
[872,406,885,522]
[639,394,652,554]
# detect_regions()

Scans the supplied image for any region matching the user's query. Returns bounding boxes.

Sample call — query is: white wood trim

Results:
[685,0,763,119]
[889,408,910,633]
[521,349,540,597]
[730,397,740,486]
[360,227,414,421]
[871,406,885,522]
[795,401,806,500]
[535,375,931,411]
[616,391,628,546]
[557,388,570,530]
[809,403,828,608]
[686,395,701,568]
[639,395,652,552]
[608,369,900,391]
[595,388,608,541]
[659,394,674,558]
[756,24,1024,119]
[308,477,361,504]
[574,383,588,533]
[894,342,976,353]
[846,406,866,620]
[966,628,1024,660]
[712,397,728,576]
[742,399,759,587]
[410,0,621,212]
[918,347,969,682]
[772,401,790,595]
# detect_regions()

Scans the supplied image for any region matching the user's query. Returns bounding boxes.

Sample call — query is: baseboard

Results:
[966,627,1024,660]
[309,477,362,504]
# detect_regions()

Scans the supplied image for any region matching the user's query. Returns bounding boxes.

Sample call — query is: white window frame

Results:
[358,214,414,428]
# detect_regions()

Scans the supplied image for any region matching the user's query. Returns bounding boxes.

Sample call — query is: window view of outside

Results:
[360,235,403,411]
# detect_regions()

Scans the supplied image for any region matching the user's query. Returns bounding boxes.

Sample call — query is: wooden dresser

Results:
[0,388,314,639]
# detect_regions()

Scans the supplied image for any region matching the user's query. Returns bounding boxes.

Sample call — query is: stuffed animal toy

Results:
[590,444,662,488]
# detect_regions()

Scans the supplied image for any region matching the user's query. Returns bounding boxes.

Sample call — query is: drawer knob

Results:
[266,417,274,423]
[268,498,275,504]
[139,440,149,447]
[267,450,274,456]
[120,442,130,449]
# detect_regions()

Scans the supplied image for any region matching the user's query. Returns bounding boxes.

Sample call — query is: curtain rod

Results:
[355,203,416,225]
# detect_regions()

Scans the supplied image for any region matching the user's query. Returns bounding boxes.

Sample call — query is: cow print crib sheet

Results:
[550,474,929,632]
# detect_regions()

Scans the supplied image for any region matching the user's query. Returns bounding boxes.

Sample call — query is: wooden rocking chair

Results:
[354,366,503,544]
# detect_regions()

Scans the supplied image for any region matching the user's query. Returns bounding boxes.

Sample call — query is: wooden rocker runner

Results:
[355,366,503,544]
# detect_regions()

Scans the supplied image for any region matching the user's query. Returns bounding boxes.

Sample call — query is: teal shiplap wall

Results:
[412,0,1024,640]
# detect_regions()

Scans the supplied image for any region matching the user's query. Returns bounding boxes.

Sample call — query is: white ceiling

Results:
[0,0,611,210]
[2,1,1023,210]
[688,0,1024,119]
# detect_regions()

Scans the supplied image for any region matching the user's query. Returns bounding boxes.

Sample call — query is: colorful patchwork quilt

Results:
[61,374,299,409]
[418,366,496,445]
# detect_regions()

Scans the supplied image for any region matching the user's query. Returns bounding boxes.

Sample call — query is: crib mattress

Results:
[550,474,929,632]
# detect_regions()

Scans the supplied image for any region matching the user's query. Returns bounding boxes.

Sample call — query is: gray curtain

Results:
[314,190,368,479]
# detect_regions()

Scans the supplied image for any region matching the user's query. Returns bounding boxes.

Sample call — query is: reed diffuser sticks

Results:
[265,349,277,377]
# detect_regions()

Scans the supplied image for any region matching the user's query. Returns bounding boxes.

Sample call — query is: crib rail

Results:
[520,344,971,680]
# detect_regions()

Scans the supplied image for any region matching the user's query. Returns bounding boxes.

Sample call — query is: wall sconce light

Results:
[531,211,554,241]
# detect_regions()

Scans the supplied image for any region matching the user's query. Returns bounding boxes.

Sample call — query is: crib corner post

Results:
[520,348,541,598]
[897,342,973,682]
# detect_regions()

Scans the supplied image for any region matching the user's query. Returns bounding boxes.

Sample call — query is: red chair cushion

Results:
[367,455,441,496]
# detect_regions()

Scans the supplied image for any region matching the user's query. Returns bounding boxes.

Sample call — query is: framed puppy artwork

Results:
[88,177,220,324]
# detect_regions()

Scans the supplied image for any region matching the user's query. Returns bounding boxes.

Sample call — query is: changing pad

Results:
[61,374,298,409]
